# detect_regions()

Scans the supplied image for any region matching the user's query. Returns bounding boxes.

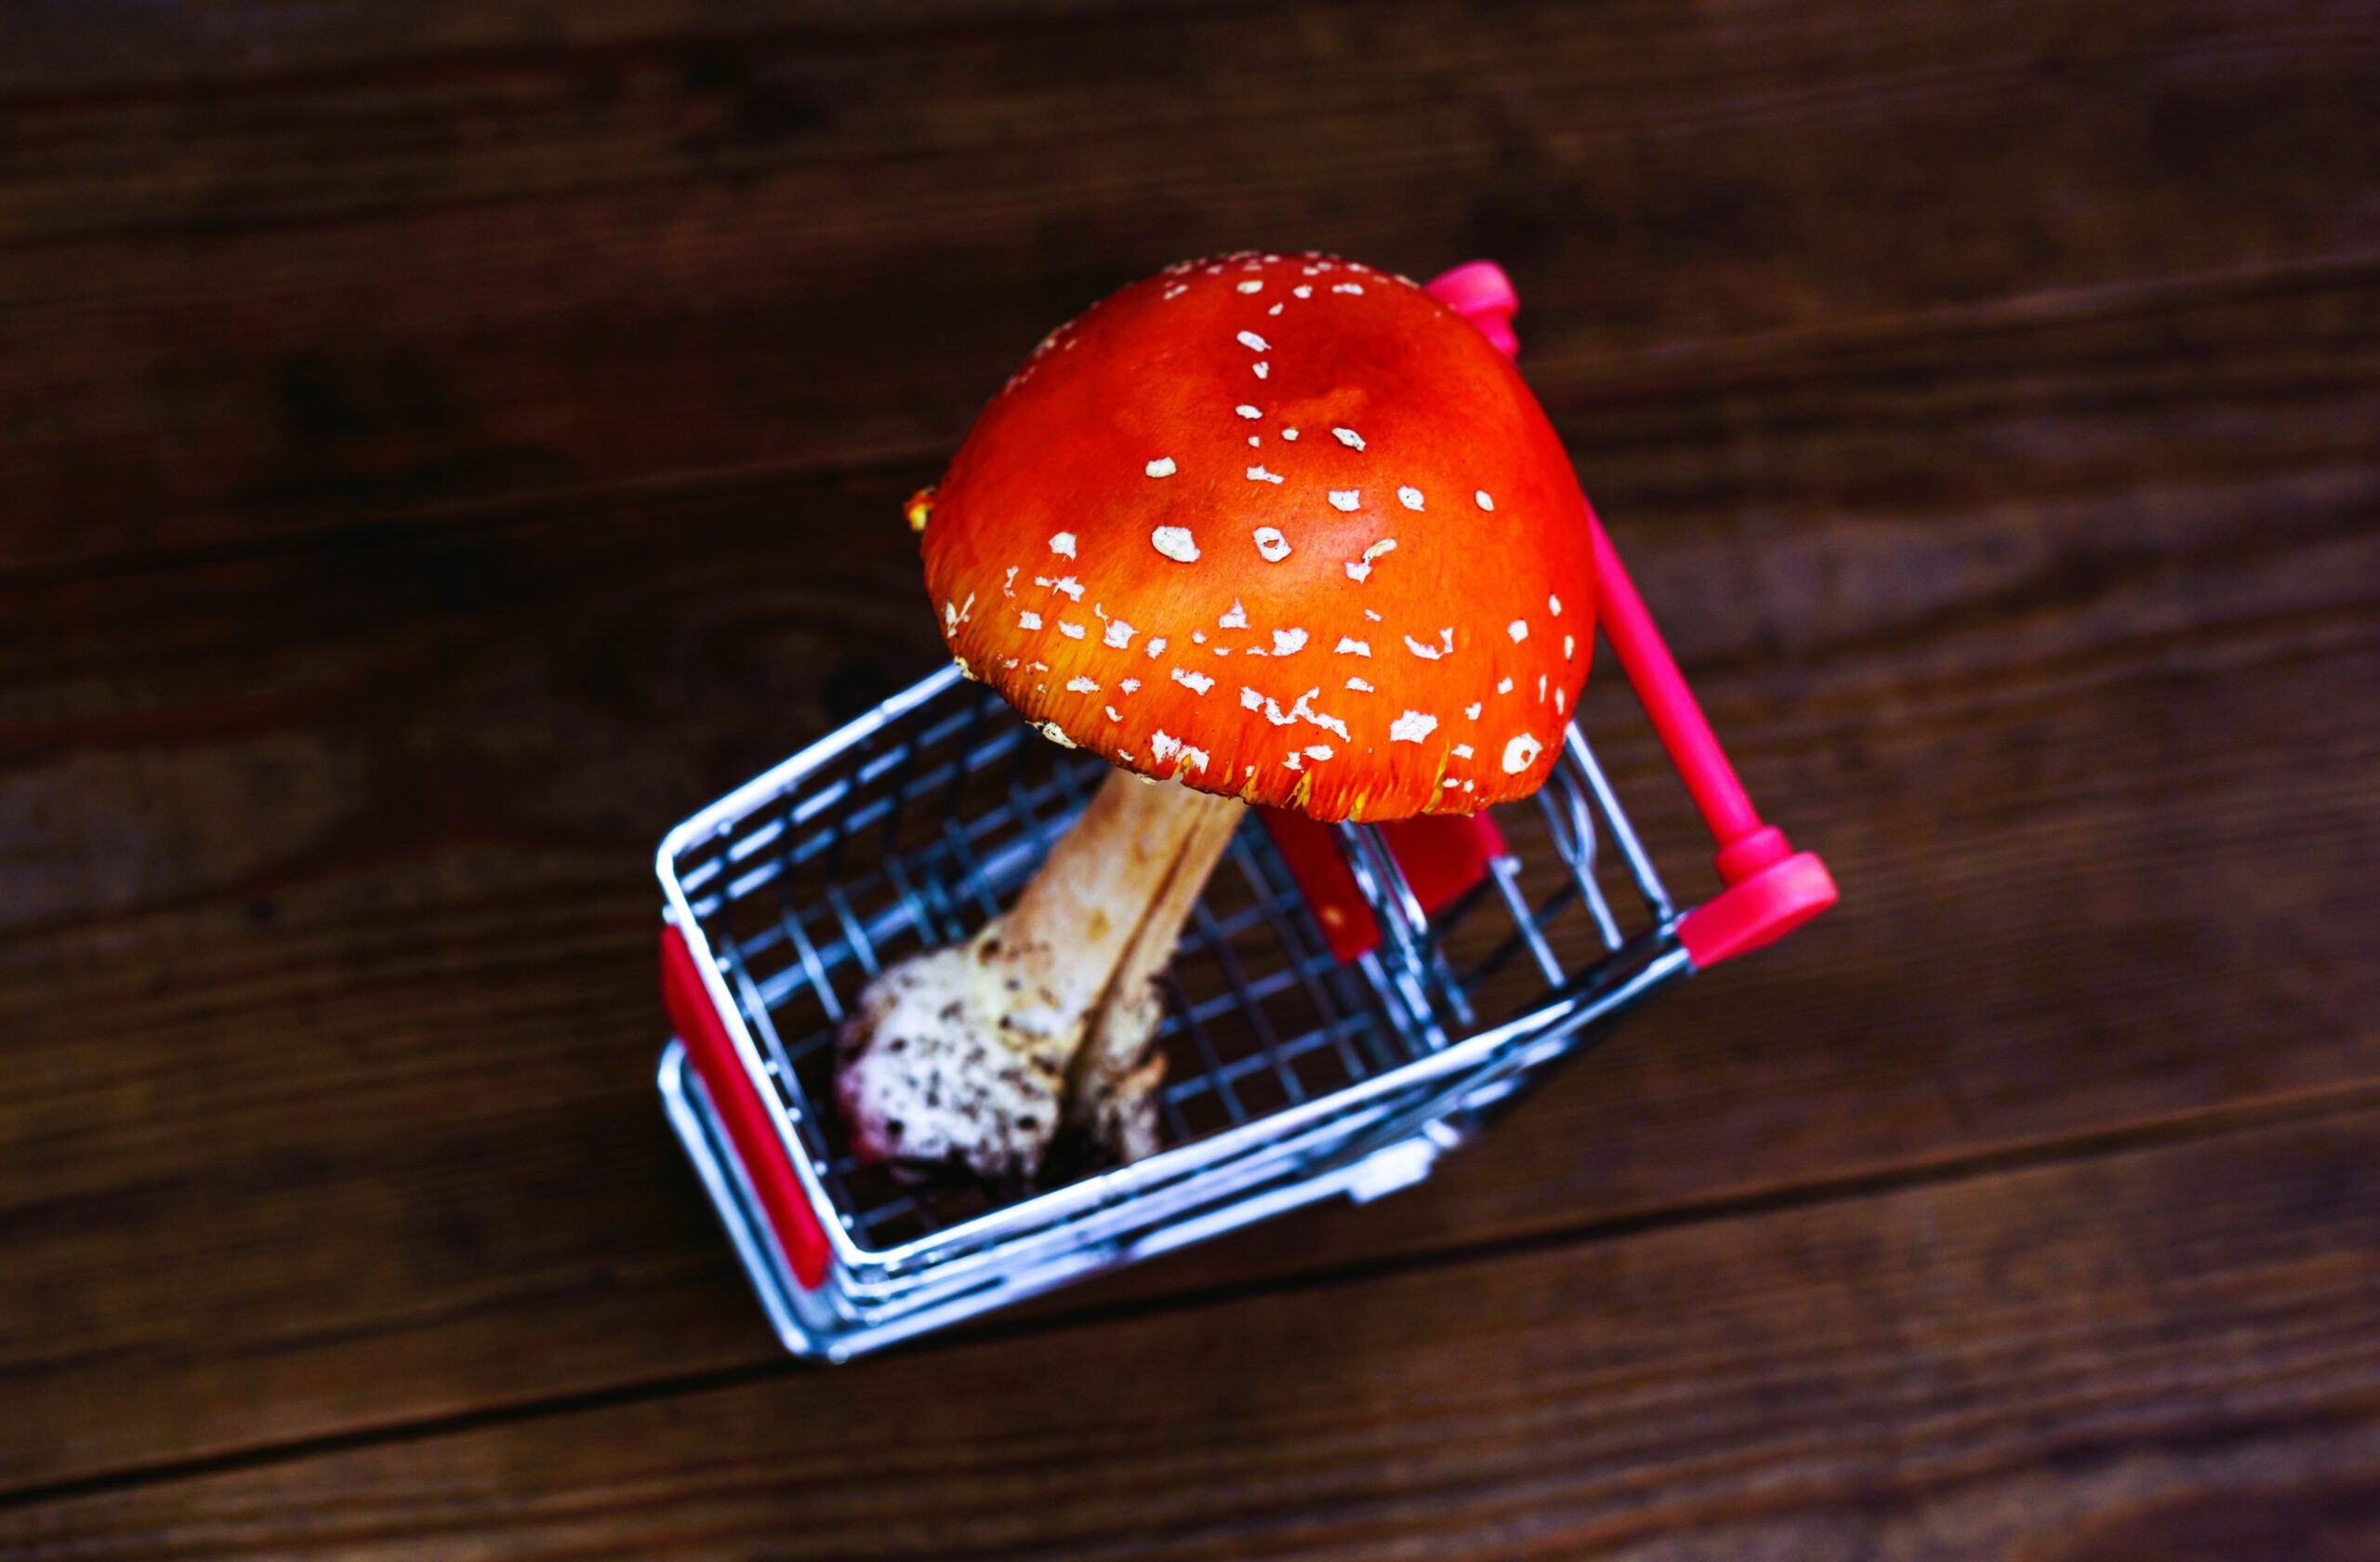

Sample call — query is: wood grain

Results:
[1,0,2373,573]
[6,0,2378,1543]
[4,272,2373,1492]
[0,0,1231,98]
[7,1105,2377,1558]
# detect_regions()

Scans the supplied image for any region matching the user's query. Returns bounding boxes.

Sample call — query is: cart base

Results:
[659,1041,1460,1360]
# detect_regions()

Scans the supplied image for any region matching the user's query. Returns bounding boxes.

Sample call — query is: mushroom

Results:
[835,251,1598,1182]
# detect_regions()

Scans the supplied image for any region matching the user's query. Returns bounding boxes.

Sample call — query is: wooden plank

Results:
[0,0,1221,98]
[2,0,2373,573]
[2,276,2373,1489]
[7,1104,2377,1555]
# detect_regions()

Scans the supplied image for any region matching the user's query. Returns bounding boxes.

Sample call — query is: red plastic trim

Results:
[1427,260,1837,965]
[1262,811,1508,962]
[1676,852,1838,965]
[1426,259,1520,357]
[661,924,832,1289]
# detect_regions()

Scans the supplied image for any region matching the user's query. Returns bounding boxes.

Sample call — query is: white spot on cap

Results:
[1236,404,1263,419]
[1018,610,1042,630]
[1403,634,1443,661]
[1152,526,1198,563]
[1247,465,1284,484]
[1146,457,1177,478]
[1328,490,1361,512]
[1002,565,1018,596]
[1555,687,1567,714]
[1397,486,1424,511]
[1538,674,1547,699]
[1549,594,1562,616]
[1237,330,1269,351]
[1104,618,1137,649]
[1058,621,1085,640]
[1219,598,1250,629]
[1508,619,1527,642]
[1259,685,1348,740]
[1304,744,1334,761]
[1363,538,1396,563]
[1037,721,1076,748]
[1345,676,1375,692]
[1253,362,1269,379]
[1280,428,1299,441]
[1236,280,1263,294]
[1239,687,1263,710]
[1145,637,1168,658]
[1565,634,1576,660]
[1170,668,1215,695]
[1332,283,1365,295]
[1306,712,1349,742]
[1365,609,1382,621]
[1105,705,1121,721]
[1284,752,1302,771]
[1390,710,1438,743]
[1334,637,1371,656]
[1035,574,1083,600]
[1151,730,1181,763]
[1502,734,1543,774]
[1065,676,1099,693]
[1453,743,1474,759]
[1498,676,1514,693]
[1331,427,1365,451]
[1050,532,1077,558]
[1474,490,1494,510]
[1253,526,1290,562]
[1267,302,1283,315]
[1464,703,1482,720]
[1119,677,1141,694]
[1292,285,1313,298]
[1271,628,1308,655]
[1191,630,1206,644]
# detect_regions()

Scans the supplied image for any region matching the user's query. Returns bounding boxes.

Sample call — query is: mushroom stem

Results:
[834,769,1244,1181]
[1064,777,1246,1161]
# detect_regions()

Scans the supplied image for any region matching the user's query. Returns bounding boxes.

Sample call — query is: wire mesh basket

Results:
[654,260,1835,1359]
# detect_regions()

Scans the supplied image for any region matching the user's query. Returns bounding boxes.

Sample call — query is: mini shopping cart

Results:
[655,262,1837,1359]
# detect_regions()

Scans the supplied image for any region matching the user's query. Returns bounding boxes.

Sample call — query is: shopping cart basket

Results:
[655,261,1837,1359]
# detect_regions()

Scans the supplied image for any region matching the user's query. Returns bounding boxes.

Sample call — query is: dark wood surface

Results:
[3,2,2375,1555]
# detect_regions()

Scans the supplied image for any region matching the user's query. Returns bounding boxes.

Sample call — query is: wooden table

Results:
[5,3,2376,1555]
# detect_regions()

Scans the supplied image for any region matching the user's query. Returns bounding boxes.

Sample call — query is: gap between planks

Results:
[2,245,2373,602]
[5,1071,2375,1517]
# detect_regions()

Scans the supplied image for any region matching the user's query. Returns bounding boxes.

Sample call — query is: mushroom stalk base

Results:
[834,770,1245,1182]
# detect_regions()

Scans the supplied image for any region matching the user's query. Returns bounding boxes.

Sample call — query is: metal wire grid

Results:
[664,665,1675,1264]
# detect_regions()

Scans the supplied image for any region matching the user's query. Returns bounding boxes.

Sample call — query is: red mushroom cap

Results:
[920,252,1595,822]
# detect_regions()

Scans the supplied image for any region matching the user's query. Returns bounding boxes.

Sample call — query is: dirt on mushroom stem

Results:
[833,771,1243,1182]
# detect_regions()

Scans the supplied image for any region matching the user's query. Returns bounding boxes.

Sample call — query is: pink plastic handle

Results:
[1426,262,1836,964]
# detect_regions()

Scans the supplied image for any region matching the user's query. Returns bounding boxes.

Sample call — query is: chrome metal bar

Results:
[660,666,1691,1299]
